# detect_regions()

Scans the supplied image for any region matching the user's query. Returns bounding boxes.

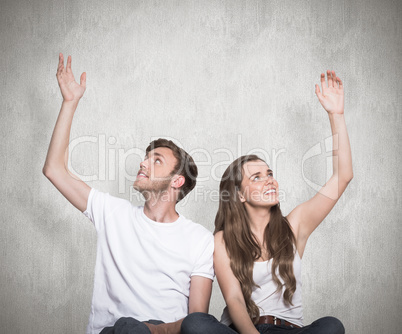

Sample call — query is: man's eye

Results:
[253,176,260,181]
[155,159,161,164]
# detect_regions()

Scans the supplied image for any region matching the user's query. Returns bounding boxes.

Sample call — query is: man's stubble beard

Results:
[133,177,173,202]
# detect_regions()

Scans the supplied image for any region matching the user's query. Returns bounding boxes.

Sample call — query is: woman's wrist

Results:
[62,98,80,107]
[328,111,345,119]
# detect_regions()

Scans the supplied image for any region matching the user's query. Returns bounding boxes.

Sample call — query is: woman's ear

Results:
[238,190,246,203]
[171,175,185,189]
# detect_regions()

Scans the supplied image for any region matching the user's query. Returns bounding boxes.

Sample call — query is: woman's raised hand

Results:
[315,70,344,114]
[56,53,86,102]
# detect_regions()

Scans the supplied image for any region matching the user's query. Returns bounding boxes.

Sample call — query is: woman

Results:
[181,71,352,334]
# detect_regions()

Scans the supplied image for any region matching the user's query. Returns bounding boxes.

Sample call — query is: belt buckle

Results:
[273,316,278,325]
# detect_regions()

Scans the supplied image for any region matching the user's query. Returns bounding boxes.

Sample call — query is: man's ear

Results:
[171,175,185,189]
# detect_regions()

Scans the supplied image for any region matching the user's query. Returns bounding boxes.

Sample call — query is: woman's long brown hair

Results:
[214,155,296,323]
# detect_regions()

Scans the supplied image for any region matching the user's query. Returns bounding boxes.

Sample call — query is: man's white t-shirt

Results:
[83,189,214,334]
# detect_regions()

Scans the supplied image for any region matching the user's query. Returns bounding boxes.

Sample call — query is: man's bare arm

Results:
[43,53,90,212]
[144,276,212,333]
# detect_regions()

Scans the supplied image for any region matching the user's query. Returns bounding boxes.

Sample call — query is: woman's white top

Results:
[221,251,303,327]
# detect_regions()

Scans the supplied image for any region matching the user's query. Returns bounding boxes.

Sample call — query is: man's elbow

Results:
[42,164,52,179]
[42,163,62,181]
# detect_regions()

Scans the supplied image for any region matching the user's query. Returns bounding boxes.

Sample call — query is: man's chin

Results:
[132,184,149,195]
[133,180,148,192]
[132,186,150,201]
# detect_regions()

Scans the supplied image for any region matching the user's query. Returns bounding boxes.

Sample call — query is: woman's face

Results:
[239,160,279,208]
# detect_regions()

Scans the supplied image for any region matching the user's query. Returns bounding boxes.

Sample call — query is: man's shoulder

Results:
[179,215,213,240]
[92,189,138,207]
[90,189,143,217]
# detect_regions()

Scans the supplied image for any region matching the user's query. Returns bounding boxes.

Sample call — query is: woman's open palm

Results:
[56,53,86,102]
[315,70,344,114]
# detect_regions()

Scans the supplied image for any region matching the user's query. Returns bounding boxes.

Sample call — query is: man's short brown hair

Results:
[146,138,198,202]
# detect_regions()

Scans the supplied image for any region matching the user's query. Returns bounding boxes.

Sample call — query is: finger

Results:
[66,55,72,73]
[80,72,86,88]
[337,77,343,90]
[58,53,64,68]
[315,84,323,101]
[332,70,337,87]
[57,53,64,76]
[327,70,333,87]
[320,73,326,92]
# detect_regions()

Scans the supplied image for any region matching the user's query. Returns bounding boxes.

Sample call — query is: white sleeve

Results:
[191,232,215,281]
[83,188,108,232]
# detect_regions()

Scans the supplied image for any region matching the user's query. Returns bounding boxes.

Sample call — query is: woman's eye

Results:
[155,159,161,164]
[253,176,260,181]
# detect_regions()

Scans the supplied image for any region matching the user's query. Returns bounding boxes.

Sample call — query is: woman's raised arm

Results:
[288,70,353,257]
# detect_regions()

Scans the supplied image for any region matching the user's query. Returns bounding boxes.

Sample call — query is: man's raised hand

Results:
[56,53,86,102]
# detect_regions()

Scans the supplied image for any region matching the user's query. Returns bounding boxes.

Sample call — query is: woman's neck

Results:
[245,204,271,237]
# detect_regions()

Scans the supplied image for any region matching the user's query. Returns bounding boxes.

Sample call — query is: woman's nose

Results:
[264,176,273,184]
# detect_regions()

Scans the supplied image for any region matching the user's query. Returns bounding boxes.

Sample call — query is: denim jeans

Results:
[181,312,345,334]
[181,313,237,334]
[100,317,164,334]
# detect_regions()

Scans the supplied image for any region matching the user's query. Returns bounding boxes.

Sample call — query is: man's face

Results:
[133,147,178,196]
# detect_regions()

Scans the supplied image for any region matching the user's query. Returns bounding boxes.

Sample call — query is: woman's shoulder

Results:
[213,230,231,263]
[214,230,224,243]
[214,230,227,252]
[285,208,301,238]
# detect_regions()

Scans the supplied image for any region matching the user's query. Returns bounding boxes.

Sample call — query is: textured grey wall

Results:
[1,0,401,333]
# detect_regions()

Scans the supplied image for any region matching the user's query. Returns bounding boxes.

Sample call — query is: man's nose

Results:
[140,159,147,169]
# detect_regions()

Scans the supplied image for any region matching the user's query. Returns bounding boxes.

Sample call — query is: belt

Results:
[253,315,301,328]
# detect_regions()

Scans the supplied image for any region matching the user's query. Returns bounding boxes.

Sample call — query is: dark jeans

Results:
[181,312,345,334]
[100,317,164,334]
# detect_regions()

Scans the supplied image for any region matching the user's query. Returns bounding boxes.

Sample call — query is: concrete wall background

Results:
[1,0,401,333]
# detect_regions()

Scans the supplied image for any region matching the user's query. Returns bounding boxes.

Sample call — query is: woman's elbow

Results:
[345,169,354,183]
[339,171,353,187]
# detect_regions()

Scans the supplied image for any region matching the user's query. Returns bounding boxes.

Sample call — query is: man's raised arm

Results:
[43,53,90,212]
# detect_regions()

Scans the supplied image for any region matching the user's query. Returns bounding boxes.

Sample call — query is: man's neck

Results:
[143,199,179,223]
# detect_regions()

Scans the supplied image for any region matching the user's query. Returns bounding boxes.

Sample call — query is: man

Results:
[43,53,214,334]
